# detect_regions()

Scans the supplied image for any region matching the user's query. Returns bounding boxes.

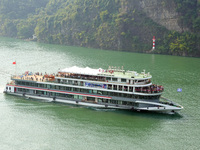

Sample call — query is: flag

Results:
[177,88,182,92]
[13,61,16,64]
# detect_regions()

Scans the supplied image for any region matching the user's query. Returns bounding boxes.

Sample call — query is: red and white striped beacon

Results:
[152,36,156,50]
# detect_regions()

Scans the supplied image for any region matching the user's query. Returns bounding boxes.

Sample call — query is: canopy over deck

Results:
[59,66,151,79]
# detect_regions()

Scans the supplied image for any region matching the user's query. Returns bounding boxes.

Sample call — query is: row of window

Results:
[17,80,136,92]
[58,75,128,83]
[58,74,148,84]
[17,80,137,93]
[18,88,29,92]
[6,87,11,90]
[57,79,135,91]
[16,83,160,100]
[18,88,138,106]
[16,81,160,99]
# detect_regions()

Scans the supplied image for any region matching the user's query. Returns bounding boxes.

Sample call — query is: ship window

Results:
[18,88,22,91]
[66,87,71,91]
[60,86,65,90]
[59,93,65,97]
[129,87,133,92]
[6,87,8,90]
[122,101,127,105]
[113,92,118,96]
[55,85,59,89]
[87,97,95,101]
[93,90,97,94]
[38,91,44,94]
[57,79,61,83]
[135,95,139,99]
[74,81,78,85]
[79,96,83,100]
[139,96,144,99]
[127,94,131,98]
[121,78,126,82]
[102,91,107,95]
[9,87,11,90]
[110,100,118,104]
[74,95,78,99]
[106,77,111,81]
[108,84,112,90]
[102,99,108,103]
[124,86,128,91]
[73,88,79,92]
[68,80,72,84]
[80,81,84,86]
[98,99,102,103]
[108,92,114,96]
[118,101,122,105]
[128,102,134,106]
[82,89,88,93]
[112,78,117,81]
[119,86,123,91]
[67,94,73,98]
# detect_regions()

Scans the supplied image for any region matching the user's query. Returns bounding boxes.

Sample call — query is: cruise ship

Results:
[4,66,183,113]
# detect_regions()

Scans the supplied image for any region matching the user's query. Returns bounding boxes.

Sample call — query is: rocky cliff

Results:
[139,0,184,32]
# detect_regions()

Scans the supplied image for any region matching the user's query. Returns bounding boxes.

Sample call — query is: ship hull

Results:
[4,90,182,113]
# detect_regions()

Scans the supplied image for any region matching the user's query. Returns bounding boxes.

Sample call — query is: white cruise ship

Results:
[4,66,183,113]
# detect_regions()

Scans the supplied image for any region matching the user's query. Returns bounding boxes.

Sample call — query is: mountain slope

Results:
[0,0,199,57]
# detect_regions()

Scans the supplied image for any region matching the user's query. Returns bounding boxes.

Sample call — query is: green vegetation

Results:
[0,0,199,57]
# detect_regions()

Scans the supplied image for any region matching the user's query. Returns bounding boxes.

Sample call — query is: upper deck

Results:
[10,66,153,86]
[9,67,163,95]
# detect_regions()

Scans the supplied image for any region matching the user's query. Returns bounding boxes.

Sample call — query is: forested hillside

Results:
[0,0,200,57]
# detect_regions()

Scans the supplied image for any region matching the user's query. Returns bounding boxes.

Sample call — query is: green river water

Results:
[0,37,199,150]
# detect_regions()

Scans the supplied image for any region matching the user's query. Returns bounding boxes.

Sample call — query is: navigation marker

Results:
[152,36,156,50]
